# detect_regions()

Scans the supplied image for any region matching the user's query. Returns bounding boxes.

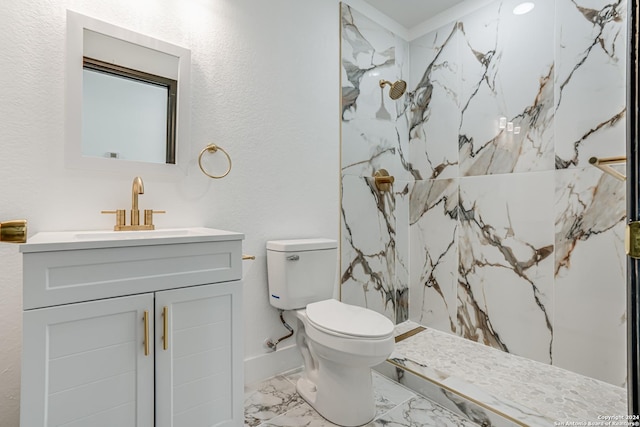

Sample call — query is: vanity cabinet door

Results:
[21,294,155,427]
[155,281,243,427]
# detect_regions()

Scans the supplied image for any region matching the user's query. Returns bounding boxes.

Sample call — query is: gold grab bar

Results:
[0,219,27,243]
[589,156,626,181]
[374,169,395,192]
[198,144,232,179]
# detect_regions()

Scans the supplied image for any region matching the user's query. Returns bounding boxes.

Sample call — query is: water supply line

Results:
[265,310,294,351]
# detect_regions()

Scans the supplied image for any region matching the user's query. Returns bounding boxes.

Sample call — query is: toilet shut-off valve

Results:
[265,310,294,352]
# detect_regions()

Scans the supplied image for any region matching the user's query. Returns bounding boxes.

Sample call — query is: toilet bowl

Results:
[266,239,395,426]
[293,300,394,426]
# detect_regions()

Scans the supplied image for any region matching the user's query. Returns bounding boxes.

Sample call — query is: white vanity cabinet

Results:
[20,228,244,427]
[22,293,156,426]
[155,282,240,427]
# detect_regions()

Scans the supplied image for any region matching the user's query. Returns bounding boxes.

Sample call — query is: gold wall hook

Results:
[374,169,395,192]
[0,219,27,243]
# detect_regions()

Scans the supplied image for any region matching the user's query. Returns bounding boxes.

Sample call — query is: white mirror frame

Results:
[66,10,191,176]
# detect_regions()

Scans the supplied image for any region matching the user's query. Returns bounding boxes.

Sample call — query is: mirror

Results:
[82,57,177,164]
[66,10,191,176]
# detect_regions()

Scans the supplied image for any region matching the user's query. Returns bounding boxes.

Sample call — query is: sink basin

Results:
[20,227,244,252]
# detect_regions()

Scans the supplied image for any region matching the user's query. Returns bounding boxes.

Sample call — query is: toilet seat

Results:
[296,308,395,362]
[291,300,395,426]
[305,299,394,339]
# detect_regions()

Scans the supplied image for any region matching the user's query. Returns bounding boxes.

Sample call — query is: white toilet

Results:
[266,238,395,427]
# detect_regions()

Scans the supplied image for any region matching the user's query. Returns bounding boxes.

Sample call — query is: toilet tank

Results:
[266,238,337,310]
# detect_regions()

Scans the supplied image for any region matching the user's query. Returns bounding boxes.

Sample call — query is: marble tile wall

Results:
[340,0,627,385]
[340,4,410,323]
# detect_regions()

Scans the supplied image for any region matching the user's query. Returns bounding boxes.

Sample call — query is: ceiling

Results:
[361,0,466,29]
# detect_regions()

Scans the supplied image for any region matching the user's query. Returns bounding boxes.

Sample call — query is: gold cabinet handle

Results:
[143,310,150,356]
[163,306,169,351]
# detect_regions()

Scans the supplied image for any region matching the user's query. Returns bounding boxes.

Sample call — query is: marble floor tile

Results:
[260,402,338,427]
[246,367,473,427]
[368,396,479,427]
[282,368,417,414]
[369,371,418,419]
[244,375,305,427]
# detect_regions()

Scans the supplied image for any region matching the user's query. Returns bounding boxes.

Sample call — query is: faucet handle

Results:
[101,210,126,230]
[144,210,166,228]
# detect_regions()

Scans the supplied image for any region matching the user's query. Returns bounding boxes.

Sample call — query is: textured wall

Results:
[0,0,339,425]
[340,0,627,386]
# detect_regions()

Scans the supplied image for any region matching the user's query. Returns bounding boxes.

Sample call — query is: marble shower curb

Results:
[376,323,627,426]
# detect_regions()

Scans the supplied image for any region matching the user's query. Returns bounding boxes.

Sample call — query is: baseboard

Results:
[244,343,303,385]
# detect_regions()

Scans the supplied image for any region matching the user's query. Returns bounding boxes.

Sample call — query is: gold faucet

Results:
[131,176,144,226]
[102,177,165,231]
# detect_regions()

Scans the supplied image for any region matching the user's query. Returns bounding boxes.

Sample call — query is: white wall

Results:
[0,0,340,424]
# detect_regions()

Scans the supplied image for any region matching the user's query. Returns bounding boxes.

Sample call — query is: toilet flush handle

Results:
[287,255,300,261]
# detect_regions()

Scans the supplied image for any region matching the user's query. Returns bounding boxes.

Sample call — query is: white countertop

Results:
[20,227,245,253]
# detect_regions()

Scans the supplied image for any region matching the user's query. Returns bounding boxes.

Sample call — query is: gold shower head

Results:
[379,79,407,100]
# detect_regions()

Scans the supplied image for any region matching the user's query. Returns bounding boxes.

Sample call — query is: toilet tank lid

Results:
[266,238,337,252]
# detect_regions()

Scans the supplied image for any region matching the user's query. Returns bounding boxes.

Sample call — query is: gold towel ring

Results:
[198,144,232,179]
